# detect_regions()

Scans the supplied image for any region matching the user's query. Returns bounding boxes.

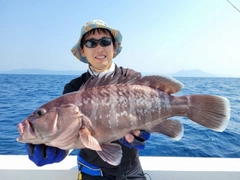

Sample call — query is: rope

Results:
[227,0,240,13]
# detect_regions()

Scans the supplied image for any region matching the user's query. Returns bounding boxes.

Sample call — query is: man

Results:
[26,20,150,180]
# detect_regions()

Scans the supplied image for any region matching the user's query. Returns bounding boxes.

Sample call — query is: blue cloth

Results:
[25,144,67,166]
[77,153,103,176]
[120,130,151,150]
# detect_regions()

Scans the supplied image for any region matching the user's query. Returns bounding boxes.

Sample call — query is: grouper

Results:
[17,71,230,166]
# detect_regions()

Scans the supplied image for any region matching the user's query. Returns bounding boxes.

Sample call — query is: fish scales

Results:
[17,72,230,166]
[75,84,166,144]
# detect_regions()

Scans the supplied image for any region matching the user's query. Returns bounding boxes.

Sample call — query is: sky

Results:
[0,0,240,77]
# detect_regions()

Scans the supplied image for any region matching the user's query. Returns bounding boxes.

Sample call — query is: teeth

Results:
[96,56,105,58]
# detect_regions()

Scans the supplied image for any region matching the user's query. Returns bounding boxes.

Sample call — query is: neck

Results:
[88,63,115,78]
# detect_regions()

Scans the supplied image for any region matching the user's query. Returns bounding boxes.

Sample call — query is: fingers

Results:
[123,129,151,143]
[34,144,47,158]
[132,130,140,137]
[25,143,68,166]
[46,146,57,158]
[25,143,35,156]
[124,133,135,143]
[124,130,141,143]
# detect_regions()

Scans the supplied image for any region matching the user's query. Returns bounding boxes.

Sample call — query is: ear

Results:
[80,48,86,57]
[113,43,118,54]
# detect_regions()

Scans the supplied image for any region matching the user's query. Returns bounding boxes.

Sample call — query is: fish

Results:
[17,71,230,166]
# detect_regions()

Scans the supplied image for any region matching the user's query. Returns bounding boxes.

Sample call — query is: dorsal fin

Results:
[79,71,139,90]
[80,71,184,94]
[138,75,184,94]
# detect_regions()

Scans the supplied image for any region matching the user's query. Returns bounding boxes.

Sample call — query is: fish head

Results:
[17,95,83,147]
[17,105,57,143]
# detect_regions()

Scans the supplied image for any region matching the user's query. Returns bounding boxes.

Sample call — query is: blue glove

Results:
[25,143,68,166]
[120,130,150,150]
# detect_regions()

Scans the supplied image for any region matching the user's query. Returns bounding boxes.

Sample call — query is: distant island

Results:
[0,68,227,77]
[170,69,218,77]
[0,68,85,75]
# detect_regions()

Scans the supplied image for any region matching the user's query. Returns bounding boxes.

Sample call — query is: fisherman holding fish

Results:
[19,19,230,180]
[24,20,151,180]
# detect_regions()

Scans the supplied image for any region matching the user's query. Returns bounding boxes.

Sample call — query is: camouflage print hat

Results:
[71,20,123,63]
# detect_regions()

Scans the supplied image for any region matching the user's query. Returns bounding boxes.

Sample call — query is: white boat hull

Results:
[0,155,240,180]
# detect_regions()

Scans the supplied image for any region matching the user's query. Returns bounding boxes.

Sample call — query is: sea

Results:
[0,74,239,157]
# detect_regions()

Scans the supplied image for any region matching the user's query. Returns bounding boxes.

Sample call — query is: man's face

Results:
[80,30,116,72]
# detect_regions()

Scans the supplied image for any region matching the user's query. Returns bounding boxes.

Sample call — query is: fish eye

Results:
[35,108,46,117]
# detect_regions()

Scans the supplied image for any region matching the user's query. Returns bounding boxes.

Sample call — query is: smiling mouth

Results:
[95,55,106,59]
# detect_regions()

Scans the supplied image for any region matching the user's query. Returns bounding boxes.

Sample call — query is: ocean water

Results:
[0,74,239,157]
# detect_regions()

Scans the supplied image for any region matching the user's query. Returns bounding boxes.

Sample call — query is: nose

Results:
[95,44,104,52]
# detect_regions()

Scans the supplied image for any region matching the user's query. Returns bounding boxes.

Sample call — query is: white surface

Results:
[1,155,240,180]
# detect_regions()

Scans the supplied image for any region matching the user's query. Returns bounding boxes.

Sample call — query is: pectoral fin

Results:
[79,128,102,151]
[97,143,123,166]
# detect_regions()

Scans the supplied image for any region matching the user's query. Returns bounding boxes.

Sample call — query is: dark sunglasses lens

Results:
[84,40,98,48]
[84,38,112,48]
[99,38,112,47]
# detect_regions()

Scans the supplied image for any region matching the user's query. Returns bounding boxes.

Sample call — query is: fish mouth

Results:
[17,119,36,142]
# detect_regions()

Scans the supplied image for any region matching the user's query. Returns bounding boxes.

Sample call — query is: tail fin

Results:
[186,95,230,132]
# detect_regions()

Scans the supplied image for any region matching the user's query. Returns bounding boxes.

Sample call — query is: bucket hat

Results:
[71,20,122,63]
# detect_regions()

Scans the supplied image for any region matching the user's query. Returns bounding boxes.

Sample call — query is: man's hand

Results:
[120,130,150,150]
[25,144,68,166]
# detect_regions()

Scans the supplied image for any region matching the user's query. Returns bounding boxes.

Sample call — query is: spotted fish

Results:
[17,72,230,165]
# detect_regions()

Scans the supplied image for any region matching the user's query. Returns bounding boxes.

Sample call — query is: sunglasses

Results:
[83,37,112,48]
